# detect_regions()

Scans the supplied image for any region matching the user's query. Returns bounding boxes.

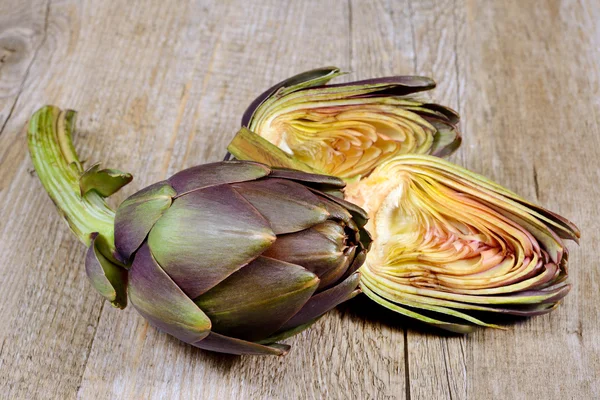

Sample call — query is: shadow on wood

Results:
[337,293,533,337]
[165,334,245,369]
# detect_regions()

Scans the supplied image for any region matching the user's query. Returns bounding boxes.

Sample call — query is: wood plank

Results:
[0,0,48,134]
[0,0,598,399]
[0,1,106,399]
[452,0,599,399]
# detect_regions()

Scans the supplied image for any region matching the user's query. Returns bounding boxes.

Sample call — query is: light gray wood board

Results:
[0,0,597,399]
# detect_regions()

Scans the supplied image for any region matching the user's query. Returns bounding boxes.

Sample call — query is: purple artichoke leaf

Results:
[269,167,345,188]
[114,181,176,263]
[505,198,581,242]
[318,195,354,224]
[278,272,361,332]
[262,221,352,284]
[341,248,367,281]
[168,161,270,196]
[429,120,462,158]
[193,332,290,356]
[419,103,461,125]
[79,163,133,198]
[147,184,275,299]
[309,187,369,229]
[129,243,211,344]
[85,233,128,309]
[232,178,330,235]
[194,256,319,342]
[316,246,356,290]
[315,76,436,101]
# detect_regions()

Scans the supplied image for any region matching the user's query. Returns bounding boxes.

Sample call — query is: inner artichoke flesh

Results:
[256,102,437,180]
[345,167,554,304]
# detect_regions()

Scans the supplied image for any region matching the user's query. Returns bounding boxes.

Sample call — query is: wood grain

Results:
[0,0,598,399]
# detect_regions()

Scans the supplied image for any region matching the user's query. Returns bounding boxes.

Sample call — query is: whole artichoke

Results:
[29,106,370,355]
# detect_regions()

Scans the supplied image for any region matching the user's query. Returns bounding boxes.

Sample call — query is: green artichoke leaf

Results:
[194,256,319,342]
[79,163,132,197]
[85,233,128,309]
[114,181,176,263]
[227,127,322,174]
[129,244,211,344]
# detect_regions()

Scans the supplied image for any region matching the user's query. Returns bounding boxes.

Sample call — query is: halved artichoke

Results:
[345,155,580,332]
[230,67,460,181]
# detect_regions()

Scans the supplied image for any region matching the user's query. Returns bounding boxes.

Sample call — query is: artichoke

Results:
[29,106,370,355]
[344,155,580,332]
[228,67,461,181]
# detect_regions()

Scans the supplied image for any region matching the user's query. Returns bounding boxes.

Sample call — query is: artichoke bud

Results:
[344,155,580,333]
[109,161,371,355]
[28,106,371,356]
[237,67,461,182]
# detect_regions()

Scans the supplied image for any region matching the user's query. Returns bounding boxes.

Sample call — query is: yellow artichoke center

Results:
[346,167,546,296]
[263,105,437,180]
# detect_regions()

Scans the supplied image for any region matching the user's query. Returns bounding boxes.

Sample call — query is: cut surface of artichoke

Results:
[345,155,579,332]
[242,67,461,182]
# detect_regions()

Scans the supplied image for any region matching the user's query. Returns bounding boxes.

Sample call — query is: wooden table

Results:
[1,1,598,399]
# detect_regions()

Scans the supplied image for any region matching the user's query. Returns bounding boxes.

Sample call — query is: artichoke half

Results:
[227,67,580,333]
[29,106,370,355]
[228,67,461,182]
[345,156,580,332]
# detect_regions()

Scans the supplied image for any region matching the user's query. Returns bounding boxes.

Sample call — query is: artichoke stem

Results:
[28,106,131,264]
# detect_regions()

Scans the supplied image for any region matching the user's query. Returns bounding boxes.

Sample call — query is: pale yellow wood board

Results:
[0,0,597,399]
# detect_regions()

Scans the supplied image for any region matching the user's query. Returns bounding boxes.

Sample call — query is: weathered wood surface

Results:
[0,0,598,398]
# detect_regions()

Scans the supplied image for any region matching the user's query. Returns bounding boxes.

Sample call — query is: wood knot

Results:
[0,34,28,67]
[0,31,32,97]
